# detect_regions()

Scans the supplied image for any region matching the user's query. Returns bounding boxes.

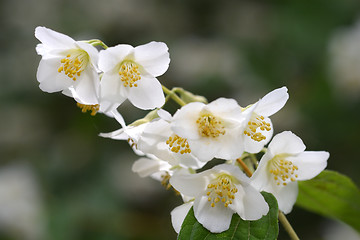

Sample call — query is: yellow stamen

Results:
[269,155,299,186]
[244,114,271,142]
[76,103,99,116]
[119,61,141,87]
[58,51,88,81]
[207,174,237,208]
[166,134,191,154]
[196,113,225,138]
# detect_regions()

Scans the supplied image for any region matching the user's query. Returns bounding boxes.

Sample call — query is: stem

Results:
[236,157,300,240]
[236,158,253,177]
[278,211,300,240]
[162,85,186,107]
[249,154,259,168]
[164,94,172,104]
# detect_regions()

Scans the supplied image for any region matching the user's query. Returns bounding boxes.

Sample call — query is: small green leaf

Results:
[296,170,360,232]
[178,192,279,240]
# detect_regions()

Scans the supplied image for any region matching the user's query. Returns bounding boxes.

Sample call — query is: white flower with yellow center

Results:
[35,26,100,105]
[251,131,329,214]
[170,164,269,233]
[99,112,147,156]
[98,42,170,110]
[137,110,206,169]
[242,87,289,153]
[171,98,245,162]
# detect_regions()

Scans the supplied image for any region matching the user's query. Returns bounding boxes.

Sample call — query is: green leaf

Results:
[178,192,279,240]
[296,170,360,232]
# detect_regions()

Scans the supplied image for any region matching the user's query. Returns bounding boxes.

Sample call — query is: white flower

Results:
[137,110,206,170]
[99,112,146,156]
[171,98,245,162]
[170,164,269,233]
[35,26,100,104]
[251,131,329,214]
[242,87,289,153]
[98,41,170,110]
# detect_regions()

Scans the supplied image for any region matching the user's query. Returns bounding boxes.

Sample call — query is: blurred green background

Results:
[1,0,360,239]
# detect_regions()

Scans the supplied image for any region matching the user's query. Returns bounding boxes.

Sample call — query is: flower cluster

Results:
[35,27,329,234]
[35,26,169,116]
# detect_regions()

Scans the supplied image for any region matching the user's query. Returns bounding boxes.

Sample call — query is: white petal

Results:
[61,88,73,98]
[290,151,329,181]
[35,26,75,50]
[240,184,269,220]
[100,72,127,104]
[131,157,168,177]
[243,135,266,154]
[157,109,172,121]
[193,195,234,233]
[72,67,100,104]
[36,43,50,56]
[269,182,298,214]
[99,128,127,140]
[125,123,149,141]
[136,119,205,168]
[187,138,220,162]
[250,153,273,190]
[213,164,250,183]
[207,98,243,120]
[255,87,289,117]
[76,41,99,71]
[37,57,74,92]
[213,131,244,160]
[171,202,193,233]
[137,120,178,166]
[127,76,165,110]
[170,171,209,197]
[98,44,134,72]
[268,131,306,155]
[140,118,170,139]
[98,100,120,115]
[133,41,170,77]
[63,86,85,104]
[110,109,126,127]
[171,102,205,139]
[228,190,244,218]
[174,153,206,169]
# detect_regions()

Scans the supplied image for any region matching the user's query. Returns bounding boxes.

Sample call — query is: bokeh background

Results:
[1,0,360,239]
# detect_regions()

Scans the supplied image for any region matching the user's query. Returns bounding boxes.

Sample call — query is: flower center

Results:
[244,114,271,142]
[58,51,88,81]
[77,103,99,116]
[269,155,299,186]
[118,61,141,87]
[206,174,238,208]
[196,114,225,138]
[166,134,191,154]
